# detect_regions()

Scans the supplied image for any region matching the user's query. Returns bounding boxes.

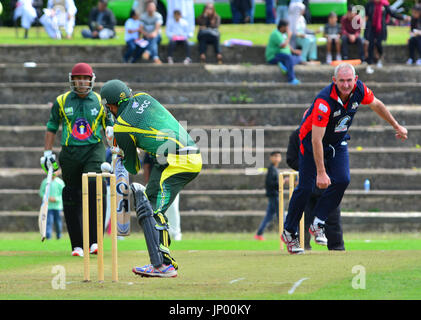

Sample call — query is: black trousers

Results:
[304,190,345,250]
[167,40,191,59]
[198,33,221,55]
[367,31,384,64]
[408,36,421,61]
[341,35,365,61]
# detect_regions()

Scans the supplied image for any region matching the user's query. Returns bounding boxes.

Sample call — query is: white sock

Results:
[313,217,325,226]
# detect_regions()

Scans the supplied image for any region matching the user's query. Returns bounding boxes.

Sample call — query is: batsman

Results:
[100,79,202,278]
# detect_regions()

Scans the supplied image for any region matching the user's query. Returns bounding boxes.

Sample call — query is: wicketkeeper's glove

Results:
[40,150,59,173]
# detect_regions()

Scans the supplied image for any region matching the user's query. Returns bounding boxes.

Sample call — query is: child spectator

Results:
[39,170,65,240]
[254,151,283,241]
[324,11,341,64]
[166,9,191,64]
[123,9,143,63]
[406,5,421,65]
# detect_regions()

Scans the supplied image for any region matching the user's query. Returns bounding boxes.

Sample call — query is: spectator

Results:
[265,19,301,85]
[324,11,341,64]
[81,0,116,39]
[289,1,317,63]
[123,9,143,63]
[406,5,421,65]
[254,151,282,241]
[40,0,77,39]
[248,0,256,24]
[230,0,252,24]
[166,0,195,38]
[139,0,163,64]
[340,5,364,62]
[364,0,409,74]
[265,0,275,24]
[166,10,192,64]
[39,169,65,240]
[132,0,145,17]
[276,0,290,26]
[13,0,37,38]
[197,3,223,64]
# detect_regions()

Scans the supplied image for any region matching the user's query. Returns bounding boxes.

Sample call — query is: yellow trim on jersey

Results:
[133,92,149,97]
[159,153,202,190]
[57,91,72,146]
[91,105,105,143]
[92,92,107,129]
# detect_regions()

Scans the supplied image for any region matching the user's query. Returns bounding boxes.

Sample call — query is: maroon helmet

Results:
[69,63,96,94]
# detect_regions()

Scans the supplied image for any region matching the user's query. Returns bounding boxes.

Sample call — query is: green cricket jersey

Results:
[46,91,113,146]
[113,93,198,175]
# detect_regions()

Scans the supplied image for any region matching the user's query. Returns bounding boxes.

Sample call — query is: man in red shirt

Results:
[340,5,365,61]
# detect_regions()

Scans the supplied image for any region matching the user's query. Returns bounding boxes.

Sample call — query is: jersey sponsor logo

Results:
[64,107,73,116]
[318,103,328,113]
[72,118,93,140]
[352,102,359,110]
[134,99,151,114]
[333,110,341,117]
[335,116,351,133]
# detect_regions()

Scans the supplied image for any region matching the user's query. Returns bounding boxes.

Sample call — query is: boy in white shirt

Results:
[123,9,143,63]
[166,9,191,64]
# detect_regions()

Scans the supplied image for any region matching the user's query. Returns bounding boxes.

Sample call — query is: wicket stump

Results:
[278,171,304,250]
[82,172,118,282]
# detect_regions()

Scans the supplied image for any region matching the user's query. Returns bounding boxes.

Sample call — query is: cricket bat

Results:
[112,154,131,236]
[39,166,54,242]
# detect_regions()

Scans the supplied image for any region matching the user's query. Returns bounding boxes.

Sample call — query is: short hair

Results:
[328,11,337,18]
[173,9,181,16]
[277,19,288,29]
[347,4,353,12]
[270,151,282,156]
[130,9,139,18]
[334,63,356,78]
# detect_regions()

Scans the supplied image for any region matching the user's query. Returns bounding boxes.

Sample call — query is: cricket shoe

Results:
[132,264,178,278]
[309,223,328,246]
[281,230,304,254]
[90,243,98,254]
[72,247,84,257]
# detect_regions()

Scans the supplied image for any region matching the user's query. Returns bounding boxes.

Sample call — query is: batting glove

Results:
[105,126,115,148]
[40,150,59,173]
[110,146,124,157]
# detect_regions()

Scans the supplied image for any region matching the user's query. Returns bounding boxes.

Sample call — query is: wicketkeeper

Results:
[100,79,202,278]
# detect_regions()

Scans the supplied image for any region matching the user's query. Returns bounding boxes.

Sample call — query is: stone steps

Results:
[1,210,420,232]
[2,125,420,148]
[1,82,420,104]
[1,168,420,191]
[2,63,421,84]
[1,188,420,212]
[0,146,419,169]
[1,104,420,126]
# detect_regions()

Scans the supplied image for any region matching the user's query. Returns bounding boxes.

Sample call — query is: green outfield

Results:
[0,232,420,300]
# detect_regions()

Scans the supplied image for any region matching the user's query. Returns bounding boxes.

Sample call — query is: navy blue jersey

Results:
[298,80,374,154]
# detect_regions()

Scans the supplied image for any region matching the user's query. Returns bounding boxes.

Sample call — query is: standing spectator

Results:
[39,170,65,240]
[81,0,116,39]
[340,5,364,62]
[166,10,192,64]
[123,9,143,63]
[364,0,409,74]
[324,11,341,64]
[248,0,256,23]
[265,0,275,24]
[13,0,37,38]
[140,0,163,64]
[276,0,290,26]
[230,0,251,24]
[291,1,317,63]
[197,3,223,64]
[166,0,195,38]
[265,19,301,85]
[406,5,421,65]
[40,0,77,39]
[254,151,282,241]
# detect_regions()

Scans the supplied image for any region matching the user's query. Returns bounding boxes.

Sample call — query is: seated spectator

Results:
[406,4,421,65]
[40,0,77,39]
[288,1,317,62]
[81,0,116,39]
[324,11,341,64]
[265,19,301,85]
[13,0,38,38]
[197,3,223,64]
[139,0,163,64]
[340,5,364,62]
[166,0,195,38]
[166,10,191,64]
[123,9,143,63]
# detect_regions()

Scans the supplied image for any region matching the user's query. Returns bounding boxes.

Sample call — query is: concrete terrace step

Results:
[0,44,409,64]
[1,168,420,191]
[1,188,420,212]
[1,125,419,148]
[2,104,421,127]
[1,63,421,84]
[0,147,419,169]
[1,210,420,232]
[1,82,421,104]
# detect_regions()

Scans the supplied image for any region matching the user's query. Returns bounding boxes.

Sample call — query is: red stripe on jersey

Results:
[361,83,375,105]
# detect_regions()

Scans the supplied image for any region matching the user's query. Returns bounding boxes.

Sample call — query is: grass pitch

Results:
[0,232,420,300]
